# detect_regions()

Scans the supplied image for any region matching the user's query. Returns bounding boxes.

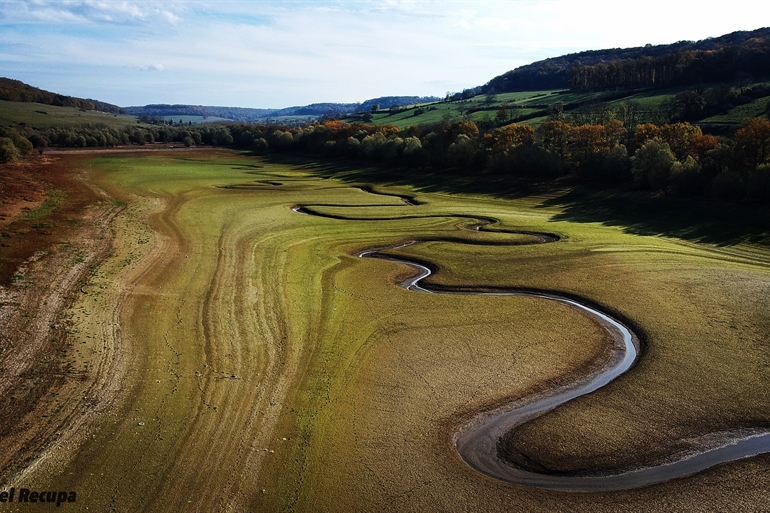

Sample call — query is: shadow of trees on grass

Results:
[265,154,770,247]
[540,189,770,247]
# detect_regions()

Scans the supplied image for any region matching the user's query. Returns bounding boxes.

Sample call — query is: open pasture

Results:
[0,100,141,129]
[11,150,770,511]
[364,79,770,130]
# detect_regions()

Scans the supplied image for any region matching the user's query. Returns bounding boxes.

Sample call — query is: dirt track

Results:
[0,155,126,486]
[0,152,313,511]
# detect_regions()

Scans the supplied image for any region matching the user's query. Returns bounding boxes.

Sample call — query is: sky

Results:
[0,0,766,108]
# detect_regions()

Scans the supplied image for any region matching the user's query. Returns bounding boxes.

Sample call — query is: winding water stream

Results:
[291,189,770,492]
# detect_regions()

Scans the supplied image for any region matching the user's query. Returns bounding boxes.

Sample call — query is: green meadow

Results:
[0,99,142,129]
[159,114,232,124]
[362,81,770,130]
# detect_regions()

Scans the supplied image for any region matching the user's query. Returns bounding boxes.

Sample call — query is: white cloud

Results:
[0,0,184,25]
[142,63,166,71]
[84,1,147,22]
[0,0,765,107]
[160,10,181,25]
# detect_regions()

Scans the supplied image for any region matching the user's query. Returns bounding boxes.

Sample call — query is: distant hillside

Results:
[1,77,436,123]
[0,77,125,114]
[124,96,439,122]
[485,27,770,93]
[123,104,276,122]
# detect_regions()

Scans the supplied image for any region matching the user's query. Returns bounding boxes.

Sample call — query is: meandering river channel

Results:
[292,191,770,492]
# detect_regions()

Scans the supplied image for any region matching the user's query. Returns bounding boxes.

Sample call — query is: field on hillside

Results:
[362,81,770,130]
[0,100,141,129]
[159,115,233,125]
[3,150,770,511]
[364,90,558,128]
[701,95,770,125]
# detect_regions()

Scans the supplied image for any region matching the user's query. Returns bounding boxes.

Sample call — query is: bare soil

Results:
[0,154,120,483]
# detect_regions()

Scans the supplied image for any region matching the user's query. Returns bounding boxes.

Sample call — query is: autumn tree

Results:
[570,124,606,168]
[633,123,661,150]
[659,122,702,160]
[691,134,720,161]
[444,120,478,141]
[482,124,535,153]
[378,125,401,138]
[734,117,770,171]
[568,121,626,178]
[602,119,627,147]
[537,120,572,161]
[322,120,353,136]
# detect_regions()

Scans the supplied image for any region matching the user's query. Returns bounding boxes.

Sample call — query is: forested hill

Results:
[0,76,438,122]
[124,96,440,121]
[123,105,277,121]
[0,77,124,114]
[485,27,770,93]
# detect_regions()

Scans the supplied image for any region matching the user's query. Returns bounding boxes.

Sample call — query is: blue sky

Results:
[0,1,765,108]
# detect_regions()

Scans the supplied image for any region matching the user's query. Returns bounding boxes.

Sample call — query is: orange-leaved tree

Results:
[734,117,770,171]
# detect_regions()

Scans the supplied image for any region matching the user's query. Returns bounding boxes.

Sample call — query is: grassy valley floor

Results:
[3,150,769,511]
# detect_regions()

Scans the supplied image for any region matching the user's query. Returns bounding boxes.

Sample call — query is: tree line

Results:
[235,117,770,202]
[3,115,770,203]
[569,44,770,91]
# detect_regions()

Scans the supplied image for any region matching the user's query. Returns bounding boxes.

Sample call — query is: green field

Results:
[365,90,561,128]
[11,150,770,511]
[0,99,141,129]
[160,115,233,124]
[701,95,770,125]
[360,81,770,130]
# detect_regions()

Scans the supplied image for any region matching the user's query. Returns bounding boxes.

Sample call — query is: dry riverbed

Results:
[1,151,769,512]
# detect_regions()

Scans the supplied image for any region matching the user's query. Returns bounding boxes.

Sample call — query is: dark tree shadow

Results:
[540,188,770,246]
[263,154,553,199]
[264,154,770,247]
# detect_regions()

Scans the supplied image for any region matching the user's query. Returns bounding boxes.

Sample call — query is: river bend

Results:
[292,191,770,492]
